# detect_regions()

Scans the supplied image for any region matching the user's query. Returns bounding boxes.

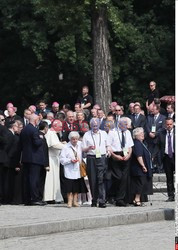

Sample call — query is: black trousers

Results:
[3,167,16,203]
[86,155,106,204]
[163,154,175,198]
[23,163,43,203]
[111,154,130,202]
[0,165,4,203]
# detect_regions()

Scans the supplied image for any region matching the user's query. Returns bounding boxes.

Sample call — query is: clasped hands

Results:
[111,151,130,161]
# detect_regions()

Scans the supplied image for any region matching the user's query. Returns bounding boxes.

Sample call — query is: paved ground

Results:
[0,192,175,240]
[0,221,174,250]
[0,174,176,244]
[0,193,173,229]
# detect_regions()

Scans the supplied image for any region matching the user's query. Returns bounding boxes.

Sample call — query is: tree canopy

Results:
[0,0,174,113]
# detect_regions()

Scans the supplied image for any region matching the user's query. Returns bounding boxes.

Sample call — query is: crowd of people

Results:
[0,82,175,208]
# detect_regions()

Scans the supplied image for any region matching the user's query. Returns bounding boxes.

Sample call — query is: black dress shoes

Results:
[165,197,175,202]
[91,202,97,207]
[115,200,126,207]
[31,201,46,206]
[98,203,106,208]
[24,202,32,206]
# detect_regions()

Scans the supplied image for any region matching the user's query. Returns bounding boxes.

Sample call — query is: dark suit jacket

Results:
[20,123,45,165]
[114,115,125,128]
[145,113,166,143]
[5,131,21,168]
[131,113,146,129]
[5,115,22,128]
[0,125,9,165]
[157,128,175,160]
[166,113,175,122]
[39,131,49,167]
[99,118,106,130]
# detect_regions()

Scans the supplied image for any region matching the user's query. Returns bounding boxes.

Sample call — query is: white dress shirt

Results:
[165,129,174,154]
[82,129,109,155]
[107,129,134,152]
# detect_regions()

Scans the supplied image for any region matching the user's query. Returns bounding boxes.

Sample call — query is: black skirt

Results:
[65,177,88,194]
[131,176,153,195]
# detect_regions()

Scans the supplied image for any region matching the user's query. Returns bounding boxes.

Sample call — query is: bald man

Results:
[20,114,47,205]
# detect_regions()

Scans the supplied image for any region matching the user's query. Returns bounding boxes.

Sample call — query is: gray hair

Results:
[68,131,80,140]
[120,117,132,128]
[132,127,144,139]
[47,112,54,118]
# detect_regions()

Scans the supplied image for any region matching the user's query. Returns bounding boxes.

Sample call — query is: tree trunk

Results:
[92,5,112,114]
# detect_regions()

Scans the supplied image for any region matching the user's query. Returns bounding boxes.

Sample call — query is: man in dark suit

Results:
[166,103,175,122]
[131,104,146,130]
[36,100,50,115]
[38,121,49,201]
[5,107,22,128]
[114,105,125,129]
[145,104,166,173]
[98,109,106,130]
[22,109,32,127]
[0,123,9,205]
[3,121,20,204]
[20,114,46,205]
[158,118,175,201]
[127,102,135,119]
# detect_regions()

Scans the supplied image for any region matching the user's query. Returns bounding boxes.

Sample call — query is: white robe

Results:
[43,130,64,202]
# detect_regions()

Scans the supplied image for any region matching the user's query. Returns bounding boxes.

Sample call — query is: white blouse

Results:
[60,141,82,179]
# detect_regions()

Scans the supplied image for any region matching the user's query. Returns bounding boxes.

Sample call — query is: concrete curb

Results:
[0,208,174,240]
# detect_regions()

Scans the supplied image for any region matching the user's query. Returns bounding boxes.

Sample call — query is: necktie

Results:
[154,115,157,123]
[115,116,118,127]
[135,114,138,121]
[69,123,73,131]
[121,131,125,148]
[168,131,173,158]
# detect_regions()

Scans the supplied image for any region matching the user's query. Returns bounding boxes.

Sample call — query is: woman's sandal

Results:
[133,200,142,206]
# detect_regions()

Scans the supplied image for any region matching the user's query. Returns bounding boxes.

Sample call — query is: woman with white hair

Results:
[131,127,153,206]
[60,131,87,208]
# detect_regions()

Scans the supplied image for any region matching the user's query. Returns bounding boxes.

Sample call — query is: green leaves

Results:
[55,36,76,64]
[0,0,174,111]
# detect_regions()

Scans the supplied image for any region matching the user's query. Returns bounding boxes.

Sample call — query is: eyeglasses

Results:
[0,119,5,121]
[116,109,121,111]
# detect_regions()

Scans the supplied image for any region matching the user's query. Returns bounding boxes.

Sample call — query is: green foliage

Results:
[0,0,174,112]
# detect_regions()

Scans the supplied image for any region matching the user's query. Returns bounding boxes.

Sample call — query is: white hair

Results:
[68,131,80,140]
[47,112,54,118]
[132,127,144,139]
[120,117,132,128]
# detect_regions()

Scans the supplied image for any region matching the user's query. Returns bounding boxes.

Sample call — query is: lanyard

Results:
[70,146,78,159]
[141,142,153,169]
[91,131,101,148]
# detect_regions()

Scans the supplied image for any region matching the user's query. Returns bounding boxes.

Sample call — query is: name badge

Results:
[151,125,156,133]
[123,148,128,157]
[95,149,101,158]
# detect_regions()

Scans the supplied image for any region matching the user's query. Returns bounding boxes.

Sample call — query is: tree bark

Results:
[92,5,112,114]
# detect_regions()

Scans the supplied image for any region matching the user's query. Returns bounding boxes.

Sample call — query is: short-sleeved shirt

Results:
[77,95,93,108]
[147,89,159,105]
[82,129,109,155]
